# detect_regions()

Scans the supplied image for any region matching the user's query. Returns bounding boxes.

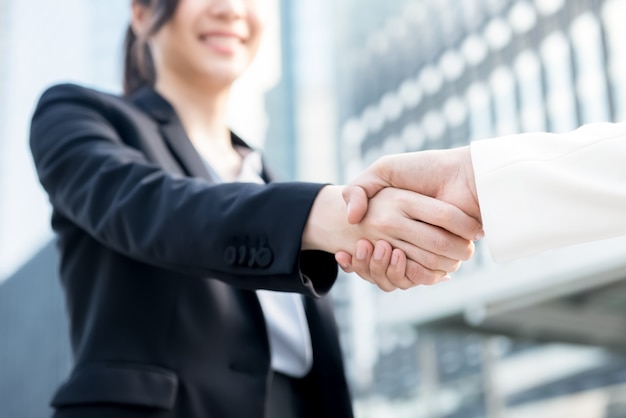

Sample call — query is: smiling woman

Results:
[27,0,481,417]
[136,0,262,94]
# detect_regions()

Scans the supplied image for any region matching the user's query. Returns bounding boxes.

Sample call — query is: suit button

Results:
[224,246,237,265]
[255,248,272,268]
[238,245,247,265]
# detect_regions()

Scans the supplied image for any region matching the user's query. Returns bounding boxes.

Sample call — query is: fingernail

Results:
[356,245,366,260]
[391,251,399,266]
[373,244,385,261]
[474,229,485,241]
[339,262,349,270]
[440,275,452,282]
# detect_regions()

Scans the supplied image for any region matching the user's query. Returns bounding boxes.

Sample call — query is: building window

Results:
[508,1,538,35]
[466,82,493,141]
[490,66,519,135]
[541,31,578,132]
[461,34,489,67]
[514,50,546,132]
[484,17,513,51]
[535,0,565,17]
[401,122,426,151]
[422,110,446,147]
[443,96,468,130]
[570,12,610,124]
[602,0,626,121]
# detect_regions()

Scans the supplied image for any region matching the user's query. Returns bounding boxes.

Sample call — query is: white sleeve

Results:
[469,122,626,263]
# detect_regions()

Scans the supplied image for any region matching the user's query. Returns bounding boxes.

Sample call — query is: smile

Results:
[199,33,245,55]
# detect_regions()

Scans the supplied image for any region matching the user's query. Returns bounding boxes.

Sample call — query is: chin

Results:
[213,71,243,86]
[205,70,242,87]
[199,61,250,86]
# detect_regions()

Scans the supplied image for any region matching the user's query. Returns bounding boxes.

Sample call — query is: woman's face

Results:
[144,0,264,89]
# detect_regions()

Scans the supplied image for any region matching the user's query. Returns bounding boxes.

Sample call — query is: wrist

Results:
[302,185,354,252]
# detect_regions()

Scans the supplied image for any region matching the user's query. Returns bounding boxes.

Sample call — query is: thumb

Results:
[343,185,369,224]
[335,251,354,273]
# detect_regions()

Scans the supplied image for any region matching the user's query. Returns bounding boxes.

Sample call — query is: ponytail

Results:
[123,25,155,96]
[122,0,180,96]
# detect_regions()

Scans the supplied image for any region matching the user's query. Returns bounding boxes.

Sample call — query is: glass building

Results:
[0,0,129,281]
[0,2,129,416]
[331,0,626,417]
[5,0,626,417]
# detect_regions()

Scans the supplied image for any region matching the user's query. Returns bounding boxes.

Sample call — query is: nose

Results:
[209,0,246,19]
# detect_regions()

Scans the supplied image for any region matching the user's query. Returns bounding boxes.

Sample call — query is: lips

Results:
[199,31,246,55]
[200,30,247,41]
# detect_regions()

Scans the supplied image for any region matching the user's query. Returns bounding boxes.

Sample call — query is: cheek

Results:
[151,27,184,62]
[247,18,264,55]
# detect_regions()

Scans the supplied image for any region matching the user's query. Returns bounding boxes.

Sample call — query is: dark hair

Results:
[123,0,180,96]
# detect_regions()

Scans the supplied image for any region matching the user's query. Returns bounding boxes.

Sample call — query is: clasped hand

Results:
[335,146,483,291]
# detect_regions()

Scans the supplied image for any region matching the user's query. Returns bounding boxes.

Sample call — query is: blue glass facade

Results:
[0,2,130,416]
[338,0,626,176]
[0,243,69,418]
[4,0,626,416]
[335,0,626,416]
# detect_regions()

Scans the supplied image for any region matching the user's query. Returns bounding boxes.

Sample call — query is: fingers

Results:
[396,191,482,247]
[372,249,451,290]
[343,185,370,224]
[392,231,472,272]
[343,160,394,224]
[343,148,483,243]
[365,188,477,263]
[345,240,400,291]
[369,241,408,291]
[404,259,450,286]
[371,244,418,291]
[377,217,475,266]
[406,193,483,242]
[335,251,354,273]
[352,240,376,284]
[387,248,407,284]
[362,241,399,292]
[341,240,453,292]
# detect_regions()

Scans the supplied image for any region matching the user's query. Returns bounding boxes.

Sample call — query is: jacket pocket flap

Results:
[51,363,178,409]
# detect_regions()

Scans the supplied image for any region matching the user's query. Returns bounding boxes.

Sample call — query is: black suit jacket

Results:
[29,84,353,418]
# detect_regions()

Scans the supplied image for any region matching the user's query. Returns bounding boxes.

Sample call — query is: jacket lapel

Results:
[159,122,214,182]
[131,86,272,184]
[131,86,213,182]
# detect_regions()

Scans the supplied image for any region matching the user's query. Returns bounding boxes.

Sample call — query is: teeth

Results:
[202,35,240,46]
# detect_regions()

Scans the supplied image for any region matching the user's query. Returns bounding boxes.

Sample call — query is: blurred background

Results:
[2,0,626,417]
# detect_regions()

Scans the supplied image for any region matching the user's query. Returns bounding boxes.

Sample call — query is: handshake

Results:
[333,145,482,292]
[328,122,626,291]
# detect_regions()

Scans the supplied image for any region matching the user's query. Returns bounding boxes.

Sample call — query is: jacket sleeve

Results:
[470,122,626,263]
[29,84,337,296]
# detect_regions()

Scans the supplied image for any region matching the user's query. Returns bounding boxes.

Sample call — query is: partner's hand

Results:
[343,146,483,239]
